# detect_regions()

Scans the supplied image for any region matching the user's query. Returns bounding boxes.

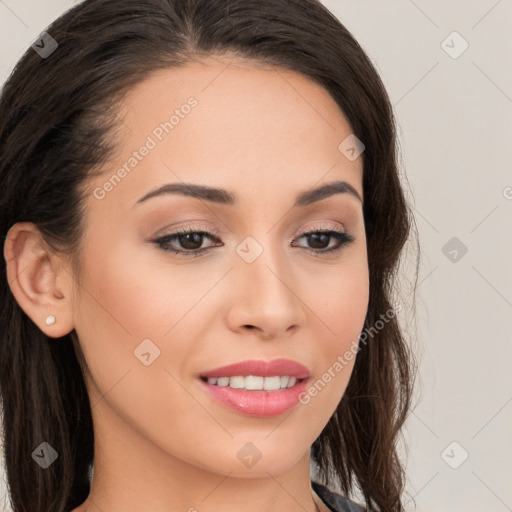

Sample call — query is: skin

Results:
[4,55,369,512]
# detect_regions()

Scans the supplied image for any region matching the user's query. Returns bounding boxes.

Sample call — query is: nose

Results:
[225,243,306,341]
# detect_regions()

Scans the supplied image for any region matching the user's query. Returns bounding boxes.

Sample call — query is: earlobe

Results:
[3,222,75,338]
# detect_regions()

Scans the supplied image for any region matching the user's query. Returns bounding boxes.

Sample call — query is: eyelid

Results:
[294,221,346,236]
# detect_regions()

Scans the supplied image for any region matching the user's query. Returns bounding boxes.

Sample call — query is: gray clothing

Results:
[312,481,366,512]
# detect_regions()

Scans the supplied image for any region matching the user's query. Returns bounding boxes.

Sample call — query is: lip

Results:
[199,358,310,379]
[198,358,311,418]
[198,376,310,418]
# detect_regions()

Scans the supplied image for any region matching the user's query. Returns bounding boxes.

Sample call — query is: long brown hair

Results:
[0,1,418,510]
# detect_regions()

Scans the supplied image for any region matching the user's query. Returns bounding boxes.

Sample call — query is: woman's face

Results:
[71,56,369,478]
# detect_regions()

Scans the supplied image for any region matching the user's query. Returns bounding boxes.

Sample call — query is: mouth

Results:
[197,359,311,418]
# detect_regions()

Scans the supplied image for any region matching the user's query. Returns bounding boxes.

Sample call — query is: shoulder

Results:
[312,480,367,512]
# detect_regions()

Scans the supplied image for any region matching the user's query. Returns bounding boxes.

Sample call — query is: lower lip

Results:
[198,377,310,418]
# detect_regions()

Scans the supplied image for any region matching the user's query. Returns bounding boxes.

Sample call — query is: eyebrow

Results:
[134,179,362,208]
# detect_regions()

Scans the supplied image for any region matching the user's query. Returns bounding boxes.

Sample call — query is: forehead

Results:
[86,56,363,217]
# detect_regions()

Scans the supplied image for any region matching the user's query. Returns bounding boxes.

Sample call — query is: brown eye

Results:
[292,229,354,255]
[153,227,221,257]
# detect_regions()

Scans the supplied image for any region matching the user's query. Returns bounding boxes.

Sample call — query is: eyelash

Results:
[152,225,355,258]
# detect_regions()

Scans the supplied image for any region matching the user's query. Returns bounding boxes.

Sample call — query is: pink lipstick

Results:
[198,358,311,418]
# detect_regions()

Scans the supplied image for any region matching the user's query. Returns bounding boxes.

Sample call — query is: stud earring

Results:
[45,315,56,326]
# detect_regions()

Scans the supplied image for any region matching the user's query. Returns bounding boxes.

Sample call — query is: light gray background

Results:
[1,1,511,511]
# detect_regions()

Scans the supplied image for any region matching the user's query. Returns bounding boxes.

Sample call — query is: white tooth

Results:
[208,375,298,390]
[245,375,264,390]
[229,376,245,389]
[217,377,230,387]
[263,376,281,391]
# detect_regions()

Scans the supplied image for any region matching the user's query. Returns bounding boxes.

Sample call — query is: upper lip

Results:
[199,358,310,379]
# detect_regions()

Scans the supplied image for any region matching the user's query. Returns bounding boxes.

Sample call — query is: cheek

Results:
[301,252,369,408]
[71,242,192,397]
[71,244,213,458]
[72,239,237,419]
[312,251,369,346]
[74,239,217,342]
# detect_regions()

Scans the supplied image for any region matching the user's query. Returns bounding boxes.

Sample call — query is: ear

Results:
[3,222,75,338]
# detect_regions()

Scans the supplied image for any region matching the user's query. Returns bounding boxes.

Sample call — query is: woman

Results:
[0,0,417,511]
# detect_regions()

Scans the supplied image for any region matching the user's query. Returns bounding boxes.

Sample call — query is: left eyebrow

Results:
[133,179,362,208]
[294,180,362,206]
